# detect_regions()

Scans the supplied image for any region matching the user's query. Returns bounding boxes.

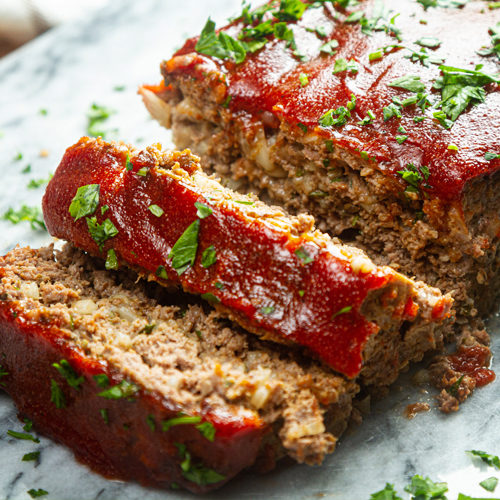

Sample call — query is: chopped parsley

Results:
[477,22,500,61]
[388,75,426,93]
[415,37,441,48]
[68,184,100,221]
[298,123,308,133]
[333,58,359,74]
[201,292,221,304]
[417,0,467,9]
[139,323,156,334]
[100,408,109,424]
[98,380,139,399]
[194,202,212,219]
[396,135,408,144]
[369,50,384,61]
[196,421,216,442]
[479,477,498,492]
[136,167,148,176]
[319,94,356,127]
[50,379,66,408]
[404,475,448,499]
[298,290,305,297]
[299,72,309,86]
[22,451,40,462]
[86,217,118,251]
[369,483,403,500]
[27,489,48,498]
[319,39,339,55]
[13,152,23,161]
[7,430,40,443]
[485,152,500,161]
[146,414,156,432]
[125,153,133,171]
[433,65,500,123]
[447,144,459,151]
[2,205,46,231]
[52,359,84,389]
[405,47,444,67]
[275,0,308,21]
[195,18,246,64]
[87,103,115,138]
[215,281,224,290]
[162,414,202,432]
[201,245,217,268]
[22,164,32,174]
[93,374,110,387]
[0,364,8,386]
[148,204,164,217]
[397,163,430,194]
[27,176,52,189]
[383,103,402,121]
[105,248,119,270]
[169,220,200,275]
[468,450,500,469]
[101,204,109,215]
[295,246,314,264]
[261,305,275,315]
[331,305,353,319]
[175,443,225,485]
[358,110,376,125]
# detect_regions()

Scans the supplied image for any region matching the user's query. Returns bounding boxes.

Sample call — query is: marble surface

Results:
[0,0,499,498]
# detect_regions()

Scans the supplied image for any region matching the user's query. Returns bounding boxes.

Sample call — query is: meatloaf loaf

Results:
[141,0,500,324]
[42,137,452,386]
[0,244,358,493]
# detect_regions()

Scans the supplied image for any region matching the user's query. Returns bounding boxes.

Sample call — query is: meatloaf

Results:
[141,0,500,324]
[0,244,358,493]
[42,137,452,386]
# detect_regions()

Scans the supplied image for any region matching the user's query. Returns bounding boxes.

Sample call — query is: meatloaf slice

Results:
[0,244,358,493]
[142,0,500,323]
[42,137,452,385]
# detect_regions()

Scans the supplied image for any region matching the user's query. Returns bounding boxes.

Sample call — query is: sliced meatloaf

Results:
[141,0,500,323]
[42,137,452,386]
[0,244,358,493]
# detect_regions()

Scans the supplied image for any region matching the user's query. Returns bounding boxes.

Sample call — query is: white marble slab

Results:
[0,0,498,498]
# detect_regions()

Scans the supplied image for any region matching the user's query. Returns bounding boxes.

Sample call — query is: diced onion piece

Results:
[20,282,39,300]
[72,299,98,315]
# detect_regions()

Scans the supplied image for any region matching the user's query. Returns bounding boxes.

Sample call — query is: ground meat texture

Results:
[42,137,452,387]
[142,0,500,326]
[0,244,360,493]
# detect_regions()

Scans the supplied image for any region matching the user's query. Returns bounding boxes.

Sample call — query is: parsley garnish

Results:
[50,379,66,408]
[417,0,467,9]
[136,167,148,176]
[299,72,309,86]
[397,163,430,193]
[162,414,202,431]
[333,58,359,74]
[86,217,118,251]
[467,450,500,469]
[477,22,500,61]
[22,164,32,174]
[147,414,156,432]
[383,103,402,121]
[105,248,118,270]
[485,152,500,160]
[22,451,40,462]
[396,135,408,144]
[98,380,139,399]
[201,292,220,304]
[331,305,352,319]
[479,477,498,492]
[319,94,355,127]
[0,365,8,386]
[93,374,110,387]
[201,245,217,268]
[169,220,200,275]
[295,246,314,264]
[195,18,246,64]
[139,323,156,334]
[404,475,448,499]
[415,37,441,48]
[148,204,164,217]
[7,430,40,443]
[27,176,52,189]
[2,205,46,231]
[261,305,275,315]
[274,0,307,21]
[433,65,500,123]
[196,421,216,442]
[389,75,426,93]
[87,103,115,138]
[369,483,403,500]
[358,110,376,125]
[68,184,100,221]
[27,489,48,498]
[175,443,225,485]
[52,359,84,389]
[125,153,133,171]
[319,39,339,55]
[194,202,212,219]
[156,265,168,280]
[100,408,109,424]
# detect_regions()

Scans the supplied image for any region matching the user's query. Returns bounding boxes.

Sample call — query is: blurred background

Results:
[0,0,108,57]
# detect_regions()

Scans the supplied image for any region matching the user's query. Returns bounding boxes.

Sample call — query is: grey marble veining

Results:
[0,0,499,498]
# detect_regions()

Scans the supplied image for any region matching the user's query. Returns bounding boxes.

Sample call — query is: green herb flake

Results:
[68,184,100,221]
[2,205,46,231]
[447,144,459,151]
[468,450,500,469]
[100,408,109,424]
[139,323,156,335]
[86,217,118,251]
[369,483,403,500]
[383,103,402,121]
[320,39,339,55]
[22,419,33,432]
[309,189,328,198]
[156,265,168,280]
[7,430,40,443]
[101,204,109,215]
[261,305,275,315]
[27,176,52,189]
[389,75,426,93]
[325,140,334,152]
[346,11,364,22]
[397,163,430,194]
[50,379,66,409]
[298,290,305,297]
[298,123,308,133]
[416,37,441,48]
[194,202,212,219]
[485,152,500,160]
[233,199,254,205]
[195,421,216,442]
[22,164,32,174]
[405,475,449,498]
[195,18,246,64]
[146,414,156,432]
[275,0,308,21]
[222,95,232,108]
[195,329,203,340]
[215,281,224,290]
[479,476,498,492]
[93,374,110,388]
[148,204,164,217]
[396,135,408,144]
[358,110,376,125]
[52,359,84,389]
[125,153,133,171]
[105,248,119,270]
[201,292,221,304]
[175,443,225,485]
[413,115,426,123]
[13,152,23,161]
[319,106,350,127]
[136,167,148,176]
[98,380,139,400]
[22,451,40,462]
[162,414,202,432]
[87,103,115,138]
[299,72,309,87]
[169,219,200,275]
[27,489,48,498]
[331,306,353,319]
[201,245,217,268]
[369,50,383,61]
[333,57,358,74]
[39,108,48,116]
[0,365,8,386]
[295,246,314,264]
